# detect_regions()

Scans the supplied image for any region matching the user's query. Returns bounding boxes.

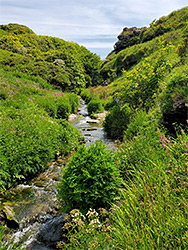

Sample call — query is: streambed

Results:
[2,98,117,249]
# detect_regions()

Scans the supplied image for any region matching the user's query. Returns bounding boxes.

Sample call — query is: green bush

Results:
[103,104,133,139]
[87,99,104,116]
[159,65,188,113]
[125,110,148,139]
[66,93,80,113]
[57,141,122,214]
[56,97,71,119]
[80,89,92,103]
[0,104,81,192]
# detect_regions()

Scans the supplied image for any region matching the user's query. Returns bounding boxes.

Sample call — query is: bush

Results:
[87,99,104,116]
[80,89,92,103]
[125,110,148,139]
[67,93,80,113]
[0,103,81,192]
[56,97,71,119]
[57,141,122,214]
[103,104,133,139]
[57,208,113,249]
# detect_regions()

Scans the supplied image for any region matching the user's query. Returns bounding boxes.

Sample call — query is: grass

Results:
[57,126,188,249]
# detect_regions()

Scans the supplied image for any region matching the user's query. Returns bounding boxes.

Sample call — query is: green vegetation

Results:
[56,7,188,249]
[57,127,188,249]
[87,99,104,116]
[57,208,112,249]
[101,7,188,79]
[86,8,188,139]
[57,141,122,214]
[0,70,82,193]
[0,24,102,92]
[1,6,188,250]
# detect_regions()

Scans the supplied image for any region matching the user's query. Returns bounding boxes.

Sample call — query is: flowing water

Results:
[69,98,116,149]
[2,98,117,249]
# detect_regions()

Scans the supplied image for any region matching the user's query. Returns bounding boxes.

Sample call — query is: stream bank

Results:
[1,98,117,249]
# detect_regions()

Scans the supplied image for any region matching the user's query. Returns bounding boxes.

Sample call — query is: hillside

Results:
[0,24,102,92]
[101,6,188,78]
[0,7,188,250]
[84,7,188,139]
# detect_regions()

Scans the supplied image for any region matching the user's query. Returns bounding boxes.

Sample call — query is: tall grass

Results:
[57,126,188,249]
[0,71,82,193]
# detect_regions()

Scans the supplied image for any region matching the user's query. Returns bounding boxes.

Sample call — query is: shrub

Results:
[125,110,148,139]
[103,104,133,139]
[80,89,92,103]
[56,97,71,120]
[87,99,104,116]
[0,104,81,192]
[57,141,122,214]
[159,65,188,113]
[66,93,80,113]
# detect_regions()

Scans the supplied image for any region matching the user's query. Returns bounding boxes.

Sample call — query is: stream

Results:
[2,98,117,249]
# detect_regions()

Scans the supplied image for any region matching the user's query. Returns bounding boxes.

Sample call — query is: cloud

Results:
[1,0,188,58]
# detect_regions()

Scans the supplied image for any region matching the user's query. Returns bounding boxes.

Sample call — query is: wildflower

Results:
[149,149,152,152]
[162,144,165,147]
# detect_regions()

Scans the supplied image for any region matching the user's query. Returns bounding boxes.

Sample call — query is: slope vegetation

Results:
[0,24,102,92]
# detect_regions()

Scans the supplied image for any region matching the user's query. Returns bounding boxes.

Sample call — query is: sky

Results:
[0,0,187,59]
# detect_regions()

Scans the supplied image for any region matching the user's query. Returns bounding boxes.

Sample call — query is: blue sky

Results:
[0,0,187,59]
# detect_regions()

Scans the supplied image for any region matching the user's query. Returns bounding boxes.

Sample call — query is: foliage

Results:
[0,70,82,193]
[57,141,122,214]
[80,88,92,103]
[101,7,188,80]
[110,129,188,249]
[87,99,104,116]
[0,24,102,91]
[103,104,133,139]
[57,208,113,249]
[94,35,187,139]
[57,127,188,250]
[159,64,188,113]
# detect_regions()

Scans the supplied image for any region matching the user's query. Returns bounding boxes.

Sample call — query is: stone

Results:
[87,119,100,124]
[36,214,68,248]
[114,27,147,53]
[86,128,97,131]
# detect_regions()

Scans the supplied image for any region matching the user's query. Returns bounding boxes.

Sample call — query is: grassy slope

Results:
[0,8,188,249]
[0,69,82,193]
[0,24,102,92]
[83,7,188,139]
[69,8,188,249]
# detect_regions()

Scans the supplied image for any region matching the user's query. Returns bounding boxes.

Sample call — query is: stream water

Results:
[2,98,117,249]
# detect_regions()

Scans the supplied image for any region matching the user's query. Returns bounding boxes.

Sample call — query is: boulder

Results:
[36,214,68,248]
[114,27,147,53]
